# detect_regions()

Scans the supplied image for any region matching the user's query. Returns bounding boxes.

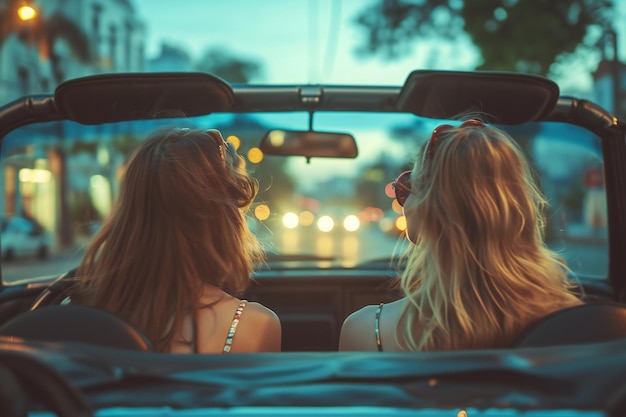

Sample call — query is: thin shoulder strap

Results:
[374,303,384,352]
[223,300,247,353]
[192,310,199,354]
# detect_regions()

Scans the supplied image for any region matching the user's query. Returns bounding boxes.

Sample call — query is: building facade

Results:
[592,59,626,120]
[0,0,145,246]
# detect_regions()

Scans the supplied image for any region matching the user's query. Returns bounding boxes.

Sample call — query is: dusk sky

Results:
[133,0,626,97]
[132,0,478,86]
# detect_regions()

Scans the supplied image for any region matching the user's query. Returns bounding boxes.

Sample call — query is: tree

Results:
[195,47,263,83]
[353,0,613,75]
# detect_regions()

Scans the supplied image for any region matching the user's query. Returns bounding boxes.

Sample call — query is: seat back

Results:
[514,302,626,348]
[0,304,153,351]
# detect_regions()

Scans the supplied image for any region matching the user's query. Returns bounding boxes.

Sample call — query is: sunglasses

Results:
[392,120,486,206]
[422,119,485,167]
[206,129,228,159]
[392,170,412,206]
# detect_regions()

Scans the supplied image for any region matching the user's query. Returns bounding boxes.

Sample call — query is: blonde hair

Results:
[397,122,580,351]
[75,128,264,352]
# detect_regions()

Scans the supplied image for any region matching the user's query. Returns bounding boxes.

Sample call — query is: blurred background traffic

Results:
[0,0,620,282]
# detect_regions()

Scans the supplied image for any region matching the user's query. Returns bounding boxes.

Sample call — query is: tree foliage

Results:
[195,48,263,83]
[354,0,613,75]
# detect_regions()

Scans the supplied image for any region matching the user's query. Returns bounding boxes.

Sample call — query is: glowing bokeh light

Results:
[247,147,264,163]
[384,182,395,198]
[282,212,299,229]
[19,168,51,183]
[395,215,407,232]
[343,215,360,232]
[360,207,384,222]
[317,215,334,232]
[255,204,270,221]
[299,210,314,226]
[268,130,285,147]
[226,135,240,150]
[17,5,36,21]
[392,199,403,214]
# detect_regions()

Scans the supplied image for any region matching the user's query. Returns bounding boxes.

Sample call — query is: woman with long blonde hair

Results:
[74,127,281,353]
[339,120,581,352]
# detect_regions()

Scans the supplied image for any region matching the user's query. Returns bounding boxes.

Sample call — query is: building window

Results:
[18,67,29,95]
[109,25,117,70]
[92,3,102,34]
[125,21,133,71]
[5,166,16,216]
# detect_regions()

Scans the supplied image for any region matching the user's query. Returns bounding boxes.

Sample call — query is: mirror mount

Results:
[308,110,314,132]
[305,111,315,164]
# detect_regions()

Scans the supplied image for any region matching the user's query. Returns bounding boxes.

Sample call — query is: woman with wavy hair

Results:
[74,128,281,353]
[339,120,581,352]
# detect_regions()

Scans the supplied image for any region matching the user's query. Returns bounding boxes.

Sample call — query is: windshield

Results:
[1,112,608,284]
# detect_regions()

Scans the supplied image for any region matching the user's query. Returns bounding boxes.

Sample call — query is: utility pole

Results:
[604,28,621,117]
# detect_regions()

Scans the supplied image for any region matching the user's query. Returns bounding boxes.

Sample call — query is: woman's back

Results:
[171,286,281,354]
[339,299,411,352]
[339,120,582,352]
[75,128,281,353]
[339,295,581,352]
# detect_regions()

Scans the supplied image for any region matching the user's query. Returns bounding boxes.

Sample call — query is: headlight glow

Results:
[343,215,360,232]
[317,215,334,232]
[283,212,299,229]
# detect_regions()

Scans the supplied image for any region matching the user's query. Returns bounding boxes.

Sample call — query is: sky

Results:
[133,0,479,84]
[133,0,626,97]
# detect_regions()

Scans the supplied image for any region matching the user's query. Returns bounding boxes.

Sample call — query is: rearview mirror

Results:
[260,130,358,159]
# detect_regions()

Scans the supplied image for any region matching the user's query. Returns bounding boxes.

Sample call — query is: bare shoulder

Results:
[344,304,379,324]
[233,301,282,353]
[338,304,380,351]
[244,301,280,321]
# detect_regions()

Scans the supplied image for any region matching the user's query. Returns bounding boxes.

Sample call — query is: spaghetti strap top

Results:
[374,302,384,352]
[192,300,248,354]
[223,300,247,353]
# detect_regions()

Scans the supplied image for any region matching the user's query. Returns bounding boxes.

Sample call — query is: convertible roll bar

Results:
[1,82,622,141]
[0,95,63,139]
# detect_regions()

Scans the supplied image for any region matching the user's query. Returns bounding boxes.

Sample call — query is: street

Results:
[1,228,608,284]
[2,245,86,284]
[2,227,405,283]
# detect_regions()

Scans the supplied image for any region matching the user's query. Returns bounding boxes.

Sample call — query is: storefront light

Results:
[19,168,52,183]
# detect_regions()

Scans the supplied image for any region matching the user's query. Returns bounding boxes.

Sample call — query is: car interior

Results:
[0,69,626,415]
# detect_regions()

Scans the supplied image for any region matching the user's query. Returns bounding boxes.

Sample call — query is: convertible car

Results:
[0,70,625,416]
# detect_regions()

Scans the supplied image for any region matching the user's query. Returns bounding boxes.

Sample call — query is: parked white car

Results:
[1,216,51,261]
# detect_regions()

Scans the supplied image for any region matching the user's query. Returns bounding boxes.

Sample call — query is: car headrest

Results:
[514,302,626,348]
[0,305,153,352]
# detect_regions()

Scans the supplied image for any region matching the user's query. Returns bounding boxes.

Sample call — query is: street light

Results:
[17,3,37,21]
[604,27,621,118]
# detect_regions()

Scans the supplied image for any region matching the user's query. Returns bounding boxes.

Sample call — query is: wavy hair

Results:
[75,127,264,352]
[397,122,580,351]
